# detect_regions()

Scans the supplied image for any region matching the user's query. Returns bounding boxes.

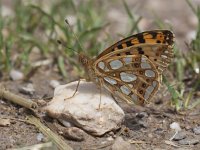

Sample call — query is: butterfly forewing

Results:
[97,30,174,59]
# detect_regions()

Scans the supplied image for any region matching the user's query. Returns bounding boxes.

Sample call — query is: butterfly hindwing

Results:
[95,47,160,104]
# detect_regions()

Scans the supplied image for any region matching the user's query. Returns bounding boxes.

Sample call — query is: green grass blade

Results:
[122,0,140,33]
[58,56,67,78]
[185,0,197,14]
[163,75,181,110]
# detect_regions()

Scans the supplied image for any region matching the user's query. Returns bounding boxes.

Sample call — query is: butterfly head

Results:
[79,53,96,81]
[79,53,90,66]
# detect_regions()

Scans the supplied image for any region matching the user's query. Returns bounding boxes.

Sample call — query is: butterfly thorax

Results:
[79,53,97,82]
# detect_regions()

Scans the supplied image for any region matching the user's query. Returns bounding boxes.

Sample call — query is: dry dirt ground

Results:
[1,0,200,150]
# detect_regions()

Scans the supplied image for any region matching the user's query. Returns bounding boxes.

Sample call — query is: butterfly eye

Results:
[81,58,88,64]
[79,54,89,65]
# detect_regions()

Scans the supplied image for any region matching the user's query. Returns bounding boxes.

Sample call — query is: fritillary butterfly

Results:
[79,30,174,105]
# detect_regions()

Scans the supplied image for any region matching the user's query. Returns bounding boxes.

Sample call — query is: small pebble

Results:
[107,136,114,141]
[148,133,153,138]
[10,69,24,80]
[173,132,187,141]
[193,126,200,135]
[178,138,199,145]
[59,119,73,128]
[0,118,10,127]
[136,112,148,118]
[18,108,26,115]
[37,99,47,106]
[170,122,181,131]
[62,127,85,141]
[154,128,164,135]
[50,80,60,88]
[19,83,35,95]
[138,120,148,128]
[36,133,45,142]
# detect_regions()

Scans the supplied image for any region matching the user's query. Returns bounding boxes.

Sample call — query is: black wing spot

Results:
[142,83,146,88]
[146,79,150,82]
[126,51,131,55]
[126,40,133,47]
[138,47,144,54]
[156,40,161,43]
[148,31,158,38]
[134,63,139,68]
[139,71,143,75]
[139,89,143,94]
[117,45,123,49]
[138,36,145,43]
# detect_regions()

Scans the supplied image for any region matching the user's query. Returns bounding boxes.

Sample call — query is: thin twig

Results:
[8,142,54,150]
[0,88,38,110]
[26,115,73,150]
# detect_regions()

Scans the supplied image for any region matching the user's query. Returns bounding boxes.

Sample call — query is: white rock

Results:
[10,69,24,80]
[112,137,132,150]
[170,122,181,132]
[49,80,60,88]
[45,80,125,136]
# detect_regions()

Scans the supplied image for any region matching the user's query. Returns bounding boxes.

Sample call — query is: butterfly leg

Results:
[111,94,119,105]
[98,85,102,110]
[97,79,104,110]
[65,79,81,100]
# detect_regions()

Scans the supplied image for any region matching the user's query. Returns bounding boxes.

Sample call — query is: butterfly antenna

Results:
[57,39,78,54]
[65,19,84,52]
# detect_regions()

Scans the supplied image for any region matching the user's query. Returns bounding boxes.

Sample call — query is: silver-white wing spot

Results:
[123,57,132,64]
[144,85,155,100]
[164,50,169,54]
[161,54,168,59]
[141,62,151,69]
[145,70,155,77]
[109,60,123,69]
[131,94,138,101]
[120,85,131,95]
[98,61,109,71]
[98,61,105,69]
[104,77,117,85]
[153,81,157,87]
[141,55,147,61]
[141,56,151,69]
[120,72,137,82]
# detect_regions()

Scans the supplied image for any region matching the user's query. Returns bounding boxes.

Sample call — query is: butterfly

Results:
[78,30,174,105]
